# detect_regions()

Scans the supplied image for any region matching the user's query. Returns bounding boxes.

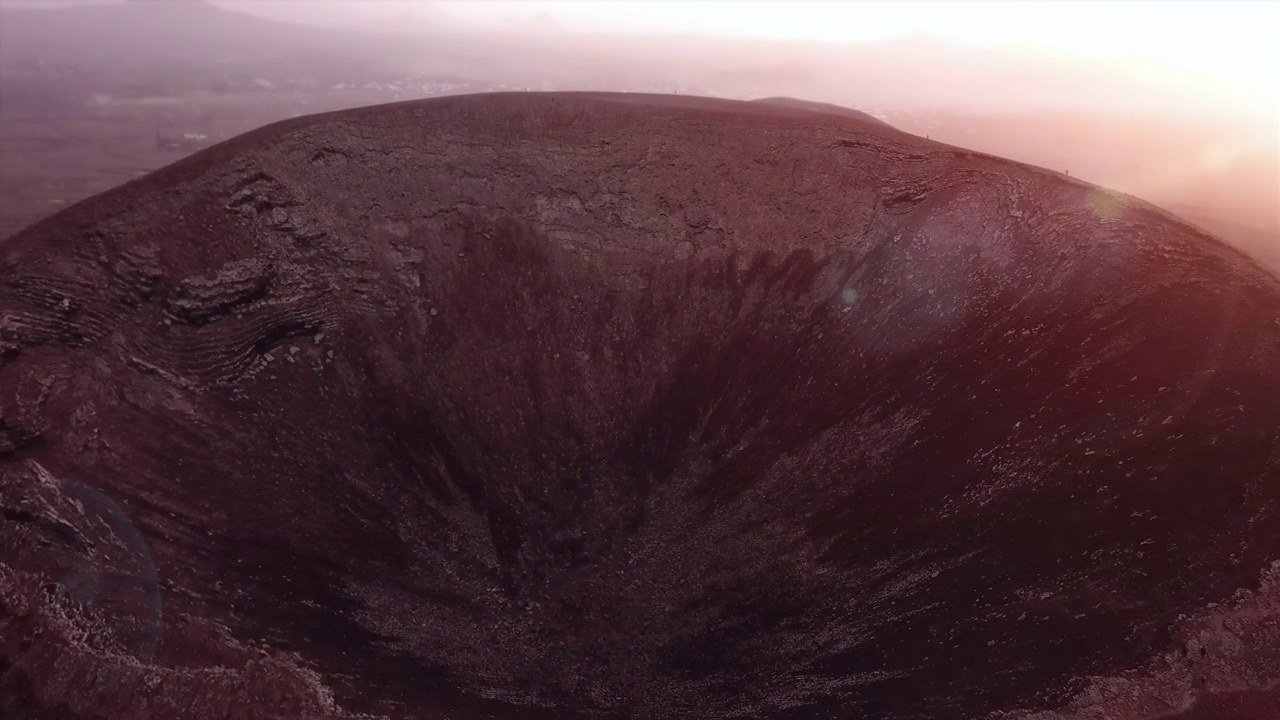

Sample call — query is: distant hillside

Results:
[0,0,410,74]
[752,96,893,128]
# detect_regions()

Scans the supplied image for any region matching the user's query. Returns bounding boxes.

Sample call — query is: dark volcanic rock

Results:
[2,92,1279,720]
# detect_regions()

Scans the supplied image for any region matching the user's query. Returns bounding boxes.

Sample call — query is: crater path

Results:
[2,92,1280,720]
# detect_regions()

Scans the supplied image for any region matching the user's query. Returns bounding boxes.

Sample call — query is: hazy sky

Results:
[5,0,1276,107]
[210,1,1278,96]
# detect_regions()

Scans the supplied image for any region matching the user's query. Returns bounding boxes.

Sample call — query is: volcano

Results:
[2,93,1279,720]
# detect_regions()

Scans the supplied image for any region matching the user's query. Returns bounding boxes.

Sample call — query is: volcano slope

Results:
[2,92,1280,720]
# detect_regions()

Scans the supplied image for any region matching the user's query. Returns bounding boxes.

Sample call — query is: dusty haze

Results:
[0,0,1277,270]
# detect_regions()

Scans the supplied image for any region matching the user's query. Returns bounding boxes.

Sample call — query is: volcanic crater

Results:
[2,93,1280,720]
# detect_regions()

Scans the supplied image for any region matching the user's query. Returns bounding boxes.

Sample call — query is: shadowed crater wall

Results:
[2,92,1280,720]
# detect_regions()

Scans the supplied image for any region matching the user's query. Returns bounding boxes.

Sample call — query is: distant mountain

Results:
[0,0,401,74]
